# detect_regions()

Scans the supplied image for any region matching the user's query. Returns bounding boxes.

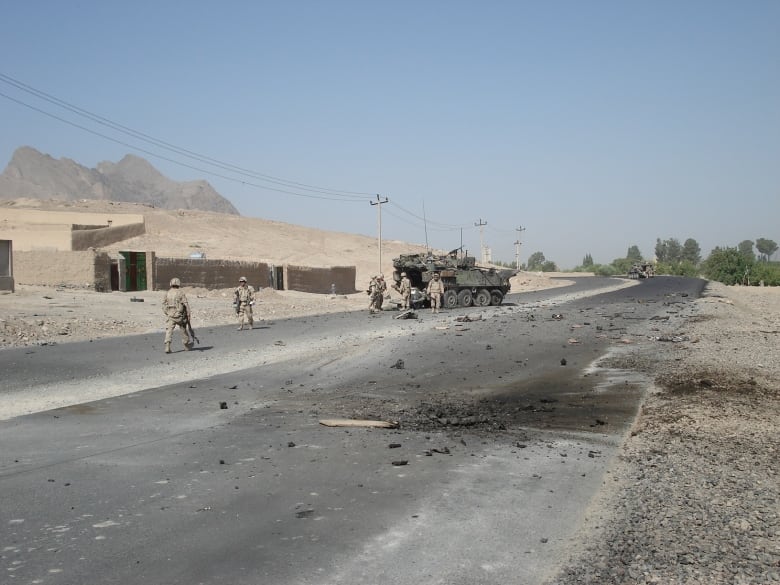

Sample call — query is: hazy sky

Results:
[1,1,778,268]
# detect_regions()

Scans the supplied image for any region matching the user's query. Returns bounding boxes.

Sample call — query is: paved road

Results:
[0,276,705,585]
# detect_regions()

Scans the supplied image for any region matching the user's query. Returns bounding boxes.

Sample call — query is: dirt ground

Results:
[0,271,573,349]
[552,282,780,584]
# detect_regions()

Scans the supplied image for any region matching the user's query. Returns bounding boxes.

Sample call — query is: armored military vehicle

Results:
[392,249,515,308]
[628,262,655,279]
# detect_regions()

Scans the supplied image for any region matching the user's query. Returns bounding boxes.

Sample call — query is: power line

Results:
[0,89,372,203]
[0,73,500,235]
[0,72,371,201]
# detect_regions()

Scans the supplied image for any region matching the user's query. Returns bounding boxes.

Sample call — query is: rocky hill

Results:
[0,146,239,215]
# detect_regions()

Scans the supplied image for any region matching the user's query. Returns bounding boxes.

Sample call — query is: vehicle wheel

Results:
[457,289,473,307]
[474,289,491,307]
[489,289,504,306]
[443,290,458,309]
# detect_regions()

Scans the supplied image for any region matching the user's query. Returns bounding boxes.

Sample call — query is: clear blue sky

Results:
[1,1,778,268]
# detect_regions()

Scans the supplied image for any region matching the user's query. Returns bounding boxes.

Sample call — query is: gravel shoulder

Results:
[549,282,780,585]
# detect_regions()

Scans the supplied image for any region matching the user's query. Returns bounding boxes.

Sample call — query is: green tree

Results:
[611,257,634,274]
[582,253,594,267]
[540,260,558,272]
[655,238,667,263]
[703,247,753,285]
[681,238,701,265]
[665,238,682,263]
[755,238,778,262]
[626,245,642,261]
[655,238,682,263]
[527,251,546,270]
[738,240,755,261]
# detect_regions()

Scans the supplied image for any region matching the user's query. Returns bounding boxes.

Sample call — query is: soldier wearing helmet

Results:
[162,276,193,353]
[426,272,445,313]
[367,275,385,314]
[395,271,412,310]
[234,276,255,330]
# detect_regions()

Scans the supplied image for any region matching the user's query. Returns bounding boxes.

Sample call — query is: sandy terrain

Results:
[0,271,573,349]
[3,197,778,581]
[2,197,575,346]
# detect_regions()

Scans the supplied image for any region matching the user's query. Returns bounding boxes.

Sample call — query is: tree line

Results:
[505,237,779,286]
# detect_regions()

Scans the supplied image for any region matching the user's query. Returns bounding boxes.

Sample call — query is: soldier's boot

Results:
[184,340,193,351]
[164,342,172,354]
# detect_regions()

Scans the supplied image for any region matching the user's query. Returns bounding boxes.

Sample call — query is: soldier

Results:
[162,277,193,354]
[396,271,412,309]
[234,276,255,330]
[426,272,445,313]
[376,274,387,311]
[368,275,382,313]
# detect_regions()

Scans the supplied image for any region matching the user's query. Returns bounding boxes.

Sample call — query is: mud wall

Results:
[154,258,272,291]
[72,222,146,250]
[283,265,357,294]
[0,239,12,292]
[14,250,112,291]
[0,208,144,226]
[0,223,73,251]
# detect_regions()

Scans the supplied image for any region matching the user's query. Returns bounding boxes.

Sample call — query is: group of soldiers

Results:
[164,269,449,353]
[367,271,445,313]
[162,275,256,353]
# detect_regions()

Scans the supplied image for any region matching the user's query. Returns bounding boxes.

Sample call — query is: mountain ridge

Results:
[0,146,239,215]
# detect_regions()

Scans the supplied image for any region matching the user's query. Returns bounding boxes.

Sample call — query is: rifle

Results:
[185,311,199,345]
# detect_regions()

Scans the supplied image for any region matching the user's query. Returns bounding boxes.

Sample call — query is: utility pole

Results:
[370,194,389,275]
[475,218,487,264]
[514,226,526,270]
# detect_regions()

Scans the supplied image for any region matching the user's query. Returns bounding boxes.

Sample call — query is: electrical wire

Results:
[0,72,370,200]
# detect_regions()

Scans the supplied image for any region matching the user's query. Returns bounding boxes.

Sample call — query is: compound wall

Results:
[14,250,112,291]
[0,209,145,252]
[154,258,272,291]
[72,222,146,250]
[283,265,357,294]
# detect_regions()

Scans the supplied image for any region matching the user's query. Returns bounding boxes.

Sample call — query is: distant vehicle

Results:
[392,249,515,308]
[628,262,655,279]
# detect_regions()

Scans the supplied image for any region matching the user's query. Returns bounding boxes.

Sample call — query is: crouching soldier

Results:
[162,277,193,353]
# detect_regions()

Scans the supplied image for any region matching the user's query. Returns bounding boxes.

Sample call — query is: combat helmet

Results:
[170,277,181,287]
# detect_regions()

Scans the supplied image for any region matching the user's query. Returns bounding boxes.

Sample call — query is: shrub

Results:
[702,248,752,285]
[750,262,780,286]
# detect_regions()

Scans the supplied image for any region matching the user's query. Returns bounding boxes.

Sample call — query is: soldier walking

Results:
[426,272,445,313]
[162,277,193,353]
[234,276,255,330]
[395,271,412,309]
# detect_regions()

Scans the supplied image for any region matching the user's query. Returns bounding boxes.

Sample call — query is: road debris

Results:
[390,359,405,369]
[395,310,417,320]
[650,335,690,342]
[319,419,400,429]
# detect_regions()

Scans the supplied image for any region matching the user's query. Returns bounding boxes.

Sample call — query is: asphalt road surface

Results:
[0,276,705,585]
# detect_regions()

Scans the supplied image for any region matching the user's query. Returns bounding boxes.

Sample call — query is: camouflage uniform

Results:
[398,273,412,309]
[426,274,445,313]
[234,277,255,330]
[376,276,387,310]
[162,278,193,353]
[368,276,386,313]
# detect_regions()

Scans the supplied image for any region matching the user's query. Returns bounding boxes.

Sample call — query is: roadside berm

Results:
[549,282,780,585]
